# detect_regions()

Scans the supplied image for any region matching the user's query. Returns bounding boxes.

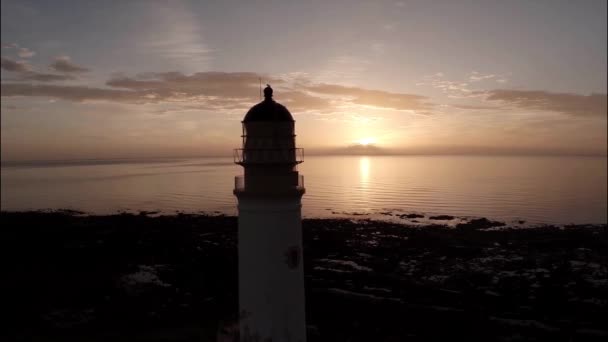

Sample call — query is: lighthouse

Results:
[233,85,307,341]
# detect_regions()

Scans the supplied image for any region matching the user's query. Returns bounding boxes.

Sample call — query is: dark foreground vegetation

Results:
[2,211,607,341]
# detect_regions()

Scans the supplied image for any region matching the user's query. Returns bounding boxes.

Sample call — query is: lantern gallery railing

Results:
[234,174,304,192]
[233,148,304,165]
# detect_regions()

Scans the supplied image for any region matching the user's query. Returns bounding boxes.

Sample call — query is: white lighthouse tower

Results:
[233,85,307,342]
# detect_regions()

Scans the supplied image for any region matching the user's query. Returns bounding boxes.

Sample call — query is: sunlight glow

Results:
[357,137,376,146]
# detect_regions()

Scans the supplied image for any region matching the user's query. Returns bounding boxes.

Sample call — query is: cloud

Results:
[276,90,333,112]
[1,56,31,72]
[106,71,274,96]
[469,71,495,82]
[105,72,286,106]
[1,43,36,58]
[482,90,607,117]
[105,72,334,111]
[107,72,333,111]
[1,83,141,102]
[417,73,477,98]
[1,72,292,108]
[304,83,432,112]
[1,71,432,114]
[49,56,89,73]
[17,47,35,58]
[418,72,511,99]
[1,56,75,81]
[20,72,75,82]
[451,104,501,110]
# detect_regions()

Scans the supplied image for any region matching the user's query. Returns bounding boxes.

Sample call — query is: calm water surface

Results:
[1,156,606,224]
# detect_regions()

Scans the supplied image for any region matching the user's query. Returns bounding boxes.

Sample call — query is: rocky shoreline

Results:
[2,210,607,341]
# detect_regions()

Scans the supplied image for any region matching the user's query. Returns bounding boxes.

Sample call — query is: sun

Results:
[357,137,376,146]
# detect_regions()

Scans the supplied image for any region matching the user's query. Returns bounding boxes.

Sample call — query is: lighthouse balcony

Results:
[234,174,305,195]
[233,148,304,165]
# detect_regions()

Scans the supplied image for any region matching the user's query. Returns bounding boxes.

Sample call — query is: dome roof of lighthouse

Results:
[243,85,294,122]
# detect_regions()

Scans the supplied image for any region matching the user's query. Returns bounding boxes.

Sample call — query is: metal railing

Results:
[298,174,304,188]
[233,148,304,164]
[234,174,304,191]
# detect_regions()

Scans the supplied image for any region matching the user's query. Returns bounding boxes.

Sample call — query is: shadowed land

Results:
[2,211,607,341]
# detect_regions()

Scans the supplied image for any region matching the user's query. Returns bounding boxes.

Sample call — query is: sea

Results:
[1,155,606,225]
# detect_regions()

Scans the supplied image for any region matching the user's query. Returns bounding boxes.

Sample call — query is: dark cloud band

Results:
[483,90,607,118]
[1,71,432,113]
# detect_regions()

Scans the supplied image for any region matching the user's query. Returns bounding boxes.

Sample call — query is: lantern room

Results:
[234,85,305,195]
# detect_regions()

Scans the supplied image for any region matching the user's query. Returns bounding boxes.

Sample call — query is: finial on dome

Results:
[263,84,273,100]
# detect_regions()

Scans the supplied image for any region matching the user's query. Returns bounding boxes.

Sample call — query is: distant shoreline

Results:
[2,152,606,167]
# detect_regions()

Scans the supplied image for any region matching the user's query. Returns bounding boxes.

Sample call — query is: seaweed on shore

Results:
[2,210,607,341]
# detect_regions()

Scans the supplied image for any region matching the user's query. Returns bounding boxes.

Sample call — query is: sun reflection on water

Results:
[359,156,370,185]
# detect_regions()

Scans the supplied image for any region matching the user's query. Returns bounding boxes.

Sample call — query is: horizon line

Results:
[2,151,607,166]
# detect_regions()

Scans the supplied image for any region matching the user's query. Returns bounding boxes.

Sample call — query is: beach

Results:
[3,210,607,341]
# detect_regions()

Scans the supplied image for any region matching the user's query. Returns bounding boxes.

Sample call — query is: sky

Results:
[1,0,607,161]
